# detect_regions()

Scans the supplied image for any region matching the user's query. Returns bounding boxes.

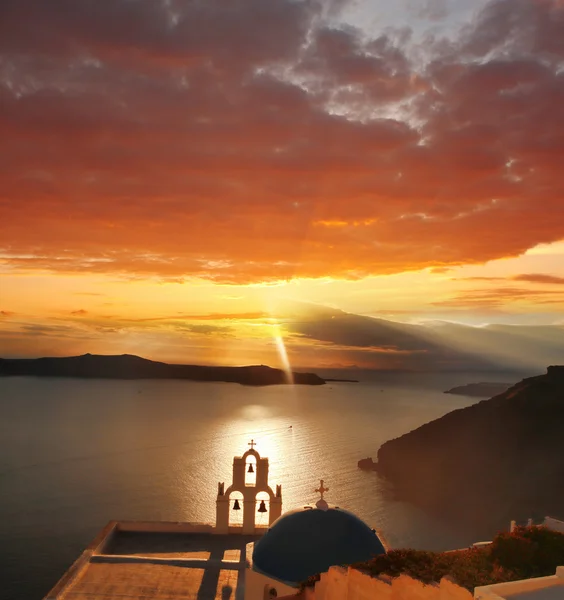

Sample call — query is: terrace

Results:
[44,521,260,600]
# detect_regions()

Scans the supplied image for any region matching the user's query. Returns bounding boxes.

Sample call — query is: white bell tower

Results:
[216,440,282,534]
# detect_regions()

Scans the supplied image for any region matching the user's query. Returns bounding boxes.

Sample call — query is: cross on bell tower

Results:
[215,441,283,534]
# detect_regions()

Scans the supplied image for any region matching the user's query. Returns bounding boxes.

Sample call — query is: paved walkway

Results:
[52,532,259,600]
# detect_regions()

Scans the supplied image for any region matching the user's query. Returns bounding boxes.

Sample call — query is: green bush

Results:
[358,549,454,584]
[448,547,508,590]
[490,526,564,579]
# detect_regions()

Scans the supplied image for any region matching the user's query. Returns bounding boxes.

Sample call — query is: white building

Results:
[44,442,564,600]
[45,442,386,600]
[474,567,564,600]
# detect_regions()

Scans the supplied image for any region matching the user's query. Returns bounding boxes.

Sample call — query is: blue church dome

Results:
[252,507,386,585]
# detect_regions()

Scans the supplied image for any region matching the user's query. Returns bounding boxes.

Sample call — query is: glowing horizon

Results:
[1,240,563,370]
[1,0,563,369]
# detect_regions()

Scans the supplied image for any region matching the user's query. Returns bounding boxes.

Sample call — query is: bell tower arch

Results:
[216,440,282,534]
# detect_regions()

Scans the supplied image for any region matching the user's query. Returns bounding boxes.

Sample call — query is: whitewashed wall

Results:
[245,568,296,600]
[277,566,473,600]
[475,567,564,599]
[544,517,564,533]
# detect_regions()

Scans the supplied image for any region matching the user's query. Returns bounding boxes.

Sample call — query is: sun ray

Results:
[272,322,294,385]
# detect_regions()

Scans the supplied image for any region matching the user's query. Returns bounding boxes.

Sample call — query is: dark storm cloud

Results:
[0,0,317,68]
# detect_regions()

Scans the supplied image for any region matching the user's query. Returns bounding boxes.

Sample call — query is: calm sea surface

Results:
[0,373,523,600]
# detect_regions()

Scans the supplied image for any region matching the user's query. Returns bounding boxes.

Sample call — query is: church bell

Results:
[257,500,267,513]
[247,463,254,474]
[233,499,241,510]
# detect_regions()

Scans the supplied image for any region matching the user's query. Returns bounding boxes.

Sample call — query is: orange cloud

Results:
[430,267,453,274]
[513,274,564,285]
[459,273,564,285]
[128,312,270,322]
[0,0,563,283]
[314,219,378,228]
[434,286,564,308]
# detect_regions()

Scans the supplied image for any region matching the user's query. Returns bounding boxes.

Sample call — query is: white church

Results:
[44,440,387,600]
[217,440,387,596]
[44,442,564,600]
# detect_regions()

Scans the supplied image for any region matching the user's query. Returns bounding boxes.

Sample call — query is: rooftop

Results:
[475,568,564,600]
[503,586,564,600]
[45,522,260,600]
[253,506,386,586]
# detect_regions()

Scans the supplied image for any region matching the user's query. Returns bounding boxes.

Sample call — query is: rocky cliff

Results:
[376,366,564,535]
[0,353,326,386]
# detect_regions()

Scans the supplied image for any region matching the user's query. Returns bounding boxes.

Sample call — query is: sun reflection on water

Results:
[210,414,290,471]
[131,378,479,552]
[0,376,484,565]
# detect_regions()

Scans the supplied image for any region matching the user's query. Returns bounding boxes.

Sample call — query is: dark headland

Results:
[0,353,326,386]
[374,366,564,538]
[444,382,512,397]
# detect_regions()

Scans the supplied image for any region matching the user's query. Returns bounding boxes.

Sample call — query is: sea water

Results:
[0,372,524,599]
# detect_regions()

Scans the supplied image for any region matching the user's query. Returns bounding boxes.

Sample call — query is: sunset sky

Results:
[1,0,563,370]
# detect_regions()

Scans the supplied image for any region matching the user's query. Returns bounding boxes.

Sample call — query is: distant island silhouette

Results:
[444,382,512,397]
[0,353,326,386]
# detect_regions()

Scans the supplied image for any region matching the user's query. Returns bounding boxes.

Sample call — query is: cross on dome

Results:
[315,480,329,500]
[248,439,257,450]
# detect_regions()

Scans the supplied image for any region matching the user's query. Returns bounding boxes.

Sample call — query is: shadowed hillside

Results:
[376,366,564,538]
[282,302,564,372]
